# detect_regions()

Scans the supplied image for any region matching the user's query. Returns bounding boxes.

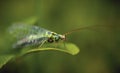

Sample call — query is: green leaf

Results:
[0,42,79,68]
[21,43,80,56]
[0,43,79,69]
[0,55,14,69]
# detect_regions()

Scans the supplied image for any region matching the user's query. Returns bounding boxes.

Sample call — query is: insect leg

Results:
[38,40,47,48]
[63,41,67,49]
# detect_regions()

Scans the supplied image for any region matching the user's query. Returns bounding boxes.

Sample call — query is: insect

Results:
[8,23,66,49]
[8,23,106,49]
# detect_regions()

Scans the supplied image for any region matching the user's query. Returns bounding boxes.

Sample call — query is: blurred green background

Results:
[0,0,120,73]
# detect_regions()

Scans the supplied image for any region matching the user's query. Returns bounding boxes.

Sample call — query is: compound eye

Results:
[48,38,54,43]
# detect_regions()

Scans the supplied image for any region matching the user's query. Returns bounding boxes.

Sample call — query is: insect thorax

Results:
[46,31,65,43]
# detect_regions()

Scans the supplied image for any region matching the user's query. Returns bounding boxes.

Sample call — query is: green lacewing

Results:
[8,23,107,49]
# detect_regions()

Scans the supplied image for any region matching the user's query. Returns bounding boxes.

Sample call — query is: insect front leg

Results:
[54,40,67,49]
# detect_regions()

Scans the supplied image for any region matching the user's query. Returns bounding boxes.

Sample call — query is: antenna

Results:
[63,24,111,35]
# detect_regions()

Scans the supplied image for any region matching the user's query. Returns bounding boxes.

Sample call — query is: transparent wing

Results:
[8,23,49,39]
[13,37,48,49]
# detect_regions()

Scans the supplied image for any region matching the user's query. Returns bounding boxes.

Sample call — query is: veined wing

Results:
[13,37,48,49]
[8,23,50,39]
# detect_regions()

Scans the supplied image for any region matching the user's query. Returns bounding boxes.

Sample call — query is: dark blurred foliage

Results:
[0,0,120,73]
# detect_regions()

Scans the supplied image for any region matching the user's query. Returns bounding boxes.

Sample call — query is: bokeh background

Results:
[0,0,120,73]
